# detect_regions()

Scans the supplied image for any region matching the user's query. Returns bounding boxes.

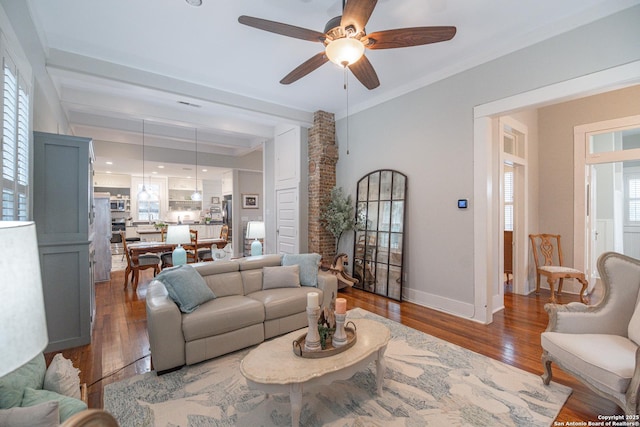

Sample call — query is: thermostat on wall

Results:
[458,199,468,209]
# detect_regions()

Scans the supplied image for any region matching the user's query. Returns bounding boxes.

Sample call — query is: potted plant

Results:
[320,187,360,253]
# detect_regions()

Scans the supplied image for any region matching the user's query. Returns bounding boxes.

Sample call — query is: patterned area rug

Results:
[104,308,571,426]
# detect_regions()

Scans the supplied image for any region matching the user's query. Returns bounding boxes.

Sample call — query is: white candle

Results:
[307,292,319,308]
[335,298,347,314]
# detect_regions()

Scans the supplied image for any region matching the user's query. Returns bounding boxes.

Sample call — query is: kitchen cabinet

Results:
[93,172,130,188]
[168,189,202,211]
[168,178,203,211]
[33,132,95,352]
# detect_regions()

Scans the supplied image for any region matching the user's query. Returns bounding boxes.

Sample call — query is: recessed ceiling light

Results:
[185,0,202,6]
[106,171,112,174]
[152,171,157,174]
[202,169,208,172]
[106,161,113,165]
[157,165,165,169]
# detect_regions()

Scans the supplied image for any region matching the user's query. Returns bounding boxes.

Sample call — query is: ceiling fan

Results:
[238,0,456,90]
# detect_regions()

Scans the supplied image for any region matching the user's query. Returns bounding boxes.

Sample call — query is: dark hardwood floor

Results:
[47,269,622,424]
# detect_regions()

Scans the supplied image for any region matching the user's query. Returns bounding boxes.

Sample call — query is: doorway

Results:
[575,116,640,289]
[473,61,640,324]
[496,117,528,312]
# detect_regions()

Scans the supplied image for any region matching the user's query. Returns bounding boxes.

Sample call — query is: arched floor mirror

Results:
[353,170,406,301]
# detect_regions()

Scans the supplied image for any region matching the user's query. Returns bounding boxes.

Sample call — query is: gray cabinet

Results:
[33,131,95,352]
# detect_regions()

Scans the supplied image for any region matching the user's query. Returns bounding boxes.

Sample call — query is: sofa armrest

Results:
[146,280,186,373]
[544,302,628,335]
[317,270,338,309]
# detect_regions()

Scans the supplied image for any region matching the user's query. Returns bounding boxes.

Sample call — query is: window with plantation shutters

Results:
[504,169,514,231]
[1,52,30,221]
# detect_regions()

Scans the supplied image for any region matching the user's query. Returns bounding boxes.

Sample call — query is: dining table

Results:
[127,238,227,264]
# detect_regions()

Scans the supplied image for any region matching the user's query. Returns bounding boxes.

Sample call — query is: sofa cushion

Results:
[156,264,216,313]
[541,332,636,393]
[282,253,322,287]
[262,265,300,290]
[43,354,81,400]
[0,353,46,409]
[249,288,323,320]
[21,387,87,422]
[201,271,245,298]
[0,401,59,427]
[182,295,265,341]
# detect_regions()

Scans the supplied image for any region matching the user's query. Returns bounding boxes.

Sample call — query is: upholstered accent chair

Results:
[541,251,640,416]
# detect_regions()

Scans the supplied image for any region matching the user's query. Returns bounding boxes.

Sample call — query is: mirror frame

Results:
[352,169,407,301]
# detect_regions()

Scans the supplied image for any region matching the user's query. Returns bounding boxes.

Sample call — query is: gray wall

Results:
[335,6,640,314]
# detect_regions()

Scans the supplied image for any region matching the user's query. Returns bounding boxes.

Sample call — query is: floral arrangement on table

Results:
[318,308,336,349]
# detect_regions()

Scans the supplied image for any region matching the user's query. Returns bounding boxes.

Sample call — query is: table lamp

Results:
[0,222,49,376]
[166,224,191,266]
[246,221,265,256]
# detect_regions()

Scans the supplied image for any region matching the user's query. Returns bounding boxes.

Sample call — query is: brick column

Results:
[308,111,338,262]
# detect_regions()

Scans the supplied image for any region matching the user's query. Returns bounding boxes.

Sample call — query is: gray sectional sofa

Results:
[146,254,337,373]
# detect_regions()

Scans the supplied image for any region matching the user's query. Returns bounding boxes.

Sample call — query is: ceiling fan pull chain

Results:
[345,67,350,155]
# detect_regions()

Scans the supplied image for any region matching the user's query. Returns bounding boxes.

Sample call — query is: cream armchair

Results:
[541,252,640,416]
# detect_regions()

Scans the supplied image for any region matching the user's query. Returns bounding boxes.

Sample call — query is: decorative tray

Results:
[292,321,357,358]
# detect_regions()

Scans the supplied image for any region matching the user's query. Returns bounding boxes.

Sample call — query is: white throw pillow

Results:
[262,265,301,290]
[628,290,640,346]
[0,401,59,427]
[43,354,81,400]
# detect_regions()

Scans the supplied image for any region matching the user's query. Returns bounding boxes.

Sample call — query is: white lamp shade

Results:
[246,221,265,239]
[0,222,48,376]
[165,225,191,245]
[325,37,365,66]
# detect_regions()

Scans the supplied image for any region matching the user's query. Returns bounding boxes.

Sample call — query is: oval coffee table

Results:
[240,317,390,426]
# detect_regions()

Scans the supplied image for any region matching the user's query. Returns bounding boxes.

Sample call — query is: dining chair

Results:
[529,233,588,303]
[159,228,198,268]
[120,231,161,289]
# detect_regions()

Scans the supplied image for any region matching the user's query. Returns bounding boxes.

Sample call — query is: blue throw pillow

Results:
[156,264,216,313]
[282,253,322,287]
[0,353,46,409]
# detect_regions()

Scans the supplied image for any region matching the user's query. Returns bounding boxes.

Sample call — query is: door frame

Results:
[573,114,640,289]
[473,60,640,324]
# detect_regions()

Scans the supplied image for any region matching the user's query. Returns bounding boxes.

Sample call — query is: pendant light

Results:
[191,128,202,201]
[138,120,150,201]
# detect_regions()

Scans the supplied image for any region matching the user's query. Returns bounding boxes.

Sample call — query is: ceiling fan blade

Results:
[280,52,329,85]
[341,0,378,34]
[349,55,380,90]
[238,15,325,42]
[366,26,456,49]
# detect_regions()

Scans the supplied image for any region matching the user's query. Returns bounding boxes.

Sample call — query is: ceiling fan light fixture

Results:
[325,37,365,67]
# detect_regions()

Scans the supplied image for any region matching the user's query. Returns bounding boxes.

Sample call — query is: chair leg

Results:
[133,270,139,289]
[123,266,131,289]
[578,277,589,304]
[541,352,553,385]
[546,277,557,303]
[535,273,541,294]
[557,278,564,294]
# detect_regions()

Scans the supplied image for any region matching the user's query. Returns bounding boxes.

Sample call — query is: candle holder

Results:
[304,306,321,352]
[332,312,348,347]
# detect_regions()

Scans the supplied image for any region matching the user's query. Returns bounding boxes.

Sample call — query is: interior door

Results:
[276,187,298,254]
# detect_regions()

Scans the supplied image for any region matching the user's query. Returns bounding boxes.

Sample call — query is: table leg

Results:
[290,382,303,426]
[375,346,387,396]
